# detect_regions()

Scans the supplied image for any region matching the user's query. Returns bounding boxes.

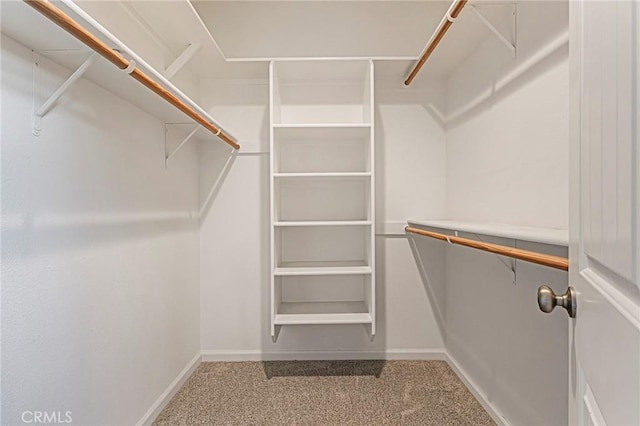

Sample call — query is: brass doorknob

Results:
[537,285,576,318]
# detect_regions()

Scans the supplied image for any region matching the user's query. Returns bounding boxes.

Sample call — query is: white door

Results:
[568,1,639,425]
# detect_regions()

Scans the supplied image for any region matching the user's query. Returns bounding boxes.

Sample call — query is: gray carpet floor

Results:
[153,360,495,425]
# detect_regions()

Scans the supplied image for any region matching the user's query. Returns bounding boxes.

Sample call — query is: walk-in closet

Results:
[1,0,638,425]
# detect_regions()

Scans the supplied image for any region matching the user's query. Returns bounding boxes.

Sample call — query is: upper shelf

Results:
[273,123,371,129]
[104,0,266,80]
[407,219,568,247]
[1,1,225,132]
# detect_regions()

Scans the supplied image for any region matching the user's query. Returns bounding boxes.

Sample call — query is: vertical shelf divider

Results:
[269,61,278,341]
[367,60,376,338]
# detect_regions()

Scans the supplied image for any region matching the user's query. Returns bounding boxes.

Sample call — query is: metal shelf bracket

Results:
[469,4,516,57]
[470,232,517,283]
[32,52,98,136]
[165,43,201,79]
[165,123,201,168]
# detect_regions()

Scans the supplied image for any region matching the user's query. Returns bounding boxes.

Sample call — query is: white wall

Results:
[445,1,569,229]
[1,37,201,425]
[198,76,447,358]
[375,78,447,232]
[444,238,567,426]
[413,2,571,425]
[446,56,569,228]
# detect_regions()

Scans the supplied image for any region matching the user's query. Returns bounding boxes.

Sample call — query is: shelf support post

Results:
[469,4,516,57]
[33,52,98,136]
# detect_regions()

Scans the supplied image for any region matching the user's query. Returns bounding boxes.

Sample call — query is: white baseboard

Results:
[201,349,446,362]
[444,352,509,426]
[136,352,202,426]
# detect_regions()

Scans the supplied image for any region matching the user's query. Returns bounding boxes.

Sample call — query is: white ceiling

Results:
[1,0,517,84]
[192,1,450,59]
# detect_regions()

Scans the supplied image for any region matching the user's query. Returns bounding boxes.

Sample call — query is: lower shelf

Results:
[275,262,371,276]
[274,302,372,325]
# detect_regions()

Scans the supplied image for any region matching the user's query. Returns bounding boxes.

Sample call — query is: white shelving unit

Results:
[269,60,375,340]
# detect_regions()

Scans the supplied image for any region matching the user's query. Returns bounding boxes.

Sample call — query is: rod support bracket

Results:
[122,60,136,74]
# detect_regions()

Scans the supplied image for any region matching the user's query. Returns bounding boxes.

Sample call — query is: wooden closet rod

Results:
[24,0,240,151]
[405,226,569,271]
[404,0,468,86]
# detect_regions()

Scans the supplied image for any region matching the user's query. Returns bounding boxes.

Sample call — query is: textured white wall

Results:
[446,58,569,228]
[198,77,446,357]
[445,1,569,229]
[1,37,201,425]
[428,2,570,424]
[375,80,447,233]
[443,238,568,426]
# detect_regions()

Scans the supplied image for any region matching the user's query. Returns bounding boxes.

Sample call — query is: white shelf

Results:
[273,123,371,129]
[274,220,371,227]
[274,265,372,276]
[1,2,220,131]
[273,125,371,139]
[407,219,569,247]
[114,0,266,80]
[275,302,372,325]
[275,312,372,325]
[274,172,371,178]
